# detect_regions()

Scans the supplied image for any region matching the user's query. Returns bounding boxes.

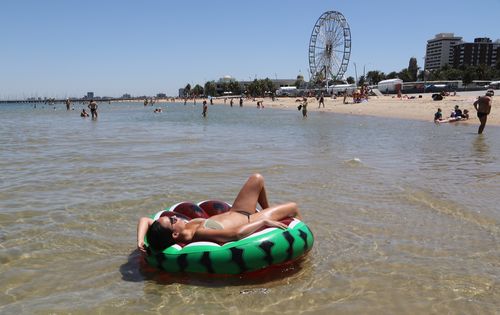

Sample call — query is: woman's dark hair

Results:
[146,221,175,252]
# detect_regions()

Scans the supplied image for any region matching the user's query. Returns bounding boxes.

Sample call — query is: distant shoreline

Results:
[164,90,499,127]
[8,90,497,127]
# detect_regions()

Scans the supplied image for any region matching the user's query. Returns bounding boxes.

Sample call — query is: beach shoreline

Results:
[149,90,499,126]
[218,90,499,126]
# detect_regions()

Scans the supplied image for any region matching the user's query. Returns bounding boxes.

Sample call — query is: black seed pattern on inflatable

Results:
[299,229,309,251]
[230,247,247,273]
[200,251,214,273]
[259,240,275,265]
[156,253,166,270]
[283,231,295,260]
[178,253,188,272]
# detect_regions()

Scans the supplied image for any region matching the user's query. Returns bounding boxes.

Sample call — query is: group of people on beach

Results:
[434,105,469,123]
[434,90,493,134]
[352,86,370,104]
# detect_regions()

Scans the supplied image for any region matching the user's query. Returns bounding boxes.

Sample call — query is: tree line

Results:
[362,57,500,86]
[183,78,277,98]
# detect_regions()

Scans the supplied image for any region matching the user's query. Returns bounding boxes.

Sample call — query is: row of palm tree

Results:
[363,58,500,86]
[183,78,278,98]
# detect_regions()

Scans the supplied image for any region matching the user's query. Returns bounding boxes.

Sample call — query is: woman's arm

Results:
[235,219,287,239]
[137,217,154,253]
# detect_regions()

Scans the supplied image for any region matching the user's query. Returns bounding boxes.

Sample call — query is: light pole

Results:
[325,66,329,92]
[353,62,358,86]
[424,70,430,93]
[422,57,427,93]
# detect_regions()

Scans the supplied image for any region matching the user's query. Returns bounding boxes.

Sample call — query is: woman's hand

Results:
[137,217,154,254]
[137,240,146,253]
[264,219,287,229]
[234,218,287,240]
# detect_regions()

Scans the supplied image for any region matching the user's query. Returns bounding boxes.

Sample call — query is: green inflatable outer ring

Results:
[144,211,314,275]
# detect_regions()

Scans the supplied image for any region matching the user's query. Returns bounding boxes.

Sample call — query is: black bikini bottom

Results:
[234,210,252,222]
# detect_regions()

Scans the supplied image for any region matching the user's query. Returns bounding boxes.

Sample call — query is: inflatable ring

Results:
[144,200,314,275]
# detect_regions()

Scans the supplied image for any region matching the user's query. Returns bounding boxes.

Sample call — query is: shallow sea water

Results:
[0,101,499,314]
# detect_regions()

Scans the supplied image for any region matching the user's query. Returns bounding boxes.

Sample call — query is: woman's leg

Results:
[231,174,269,213]
[478,115,487,134]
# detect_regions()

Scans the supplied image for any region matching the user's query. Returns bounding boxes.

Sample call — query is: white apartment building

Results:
[425,33,463,71]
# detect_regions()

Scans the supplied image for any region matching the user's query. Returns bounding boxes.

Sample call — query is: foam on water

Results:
[344,157,364,167]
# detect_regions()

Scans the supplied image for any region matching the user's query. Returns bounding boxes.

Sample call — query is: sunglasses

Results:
[169,216,178,226]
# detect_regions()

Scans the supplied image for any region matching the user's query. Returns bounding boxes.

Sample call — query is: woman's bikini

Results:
[233,210,251,222]
[203,219,224,230]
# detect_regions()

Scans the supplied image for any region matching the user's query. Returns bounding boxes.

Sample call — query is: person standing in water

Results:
[301,97,308,117]
[65,98,71,110]
[88,100,98,119]
[473,90,493,134]
[202,100,208,117]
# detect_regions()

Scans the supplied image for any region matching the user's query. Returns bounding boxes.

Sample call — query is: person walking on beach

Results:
[473,90,493,134]
[239,97,243,107]
[318,93,325,108]
[202,100,208,118]
[88,100,98,119]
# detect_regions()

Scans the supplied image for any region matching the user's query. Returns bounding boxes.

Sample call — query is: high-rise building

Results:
[424,33,463,71]
[453,38,500,68]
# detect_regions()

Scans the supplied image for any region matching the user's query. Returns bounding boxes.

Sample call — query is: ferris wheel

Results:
[308,11,351,84]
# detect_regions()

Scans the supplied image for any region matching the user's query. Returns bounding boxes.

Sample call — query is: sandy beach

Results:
[194,90,499,126]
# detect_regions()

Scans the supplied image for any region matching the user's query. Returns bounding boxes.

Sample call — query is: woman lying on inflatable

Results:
[137,173,313,274]
[137,173,302,252]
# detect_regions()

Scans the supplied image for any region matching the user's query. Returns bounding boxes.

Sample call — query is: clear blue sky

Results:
[1,0,499,99]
